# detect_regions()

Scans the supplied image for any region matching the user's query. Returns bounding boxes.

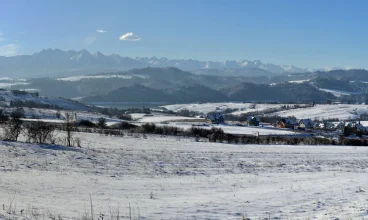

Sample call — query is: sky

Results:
[1,0,368,69]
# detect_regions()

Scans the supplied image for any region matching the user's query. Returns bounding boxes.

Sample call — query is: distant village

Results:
[204,108,368,138]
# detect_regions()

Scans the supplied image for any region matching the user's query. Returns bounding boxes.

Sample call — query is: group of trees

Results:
[10,100,63,110]
[1,112,77,146]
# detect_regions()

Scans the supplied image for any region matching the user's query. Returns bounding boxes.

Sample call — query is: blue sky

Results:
[1,0,368,69]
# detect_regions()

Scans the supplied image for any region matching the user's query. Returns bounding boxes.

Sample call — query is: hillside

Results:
[224,82,335,103]
[82,82,335,104]
[166,85,227,103]
[7,67,368,104]
[0,89,89,111]
[10,67,260,98]
[82,84,172,103]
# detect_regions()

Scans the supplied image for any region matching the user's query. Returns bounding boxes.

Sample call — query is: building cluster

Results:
[206,112,368,136]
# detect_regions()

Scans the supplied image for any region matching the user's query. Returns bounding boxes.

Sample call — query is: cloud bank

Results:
[119,32,141,41]
[0,44,21,56]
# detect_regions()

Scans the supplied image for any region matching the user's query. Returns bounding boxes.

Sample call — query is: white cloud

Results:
[119,32,141,41]
[97,29,107,33]
[0,44,21,56]
[84,36,97,45]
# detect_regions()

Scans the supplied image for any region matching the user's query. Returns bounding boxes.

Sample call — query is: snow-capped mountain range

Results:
[0,48,341,77]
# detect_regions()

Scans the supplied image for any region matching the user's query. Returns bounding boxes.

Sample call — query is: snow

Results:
[138,115,202,123]
[130,113,147,120]
[288,79,310,84]
[57,74,147,81]
[274,104,368,120]
[162,102,285,115]
[359,121,368,126]
[0,82,29,88]
[319,88,360,97]
[15,108,122,126]
[0,90,88,111]
[21,118,65,123]
[151,123,296,135]
[163,103,368,121]
[0,133,367,219]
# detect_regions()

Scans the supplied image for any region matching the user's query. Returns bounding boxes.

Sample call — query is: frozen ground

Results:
[0,132,367,219]
[274,104,368,120]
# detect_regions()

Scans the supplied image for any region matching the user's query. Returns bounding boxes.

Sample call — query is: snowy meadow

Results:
[0,131,367,219]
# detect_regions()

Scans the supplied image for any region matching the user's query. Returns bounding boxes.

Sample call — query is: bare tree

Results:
[98,117,106,129]
[64,112,75,146]
[24,121,56,144]
[3,117,23,141]
[55,110,61,119]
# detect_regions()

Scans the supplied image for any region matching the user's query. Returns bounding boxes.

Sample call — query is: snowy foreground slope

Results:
[0,133,367,219]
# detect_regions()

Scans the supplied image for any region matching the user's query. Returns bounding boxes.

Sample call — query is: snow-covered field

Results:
[137,115,203,123]
[318,88,360,97]
[149,123,296,136]
[0,90,88,111]
[14,108,123,126]
[274,104,368,120]
[0,133,367,219]
[162,103,285,115]
[288,79,310,84]
[162,102,368,120]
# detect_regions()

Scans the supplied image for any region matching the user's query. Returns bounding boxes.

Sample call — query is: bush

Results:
[98,118,106,128]
[120,122,137,130]
[79,120,95,127]
[10,108,25,118]
[24,121,56,144]
[3,117,23,141]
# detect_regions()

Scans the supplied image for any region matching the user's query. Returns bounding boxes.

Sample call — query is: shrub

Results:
[3,117,23,141]
[24,121,56,144]
[97,118,106,129]
[79,120,95,127]
[10,108,25,118]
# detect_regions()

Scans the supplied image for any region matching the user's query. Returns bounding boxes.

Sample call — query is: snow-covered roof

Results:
[207,113,224,121]
[279,118,297,125]
[247,116,260,122]
[299,119,313,125]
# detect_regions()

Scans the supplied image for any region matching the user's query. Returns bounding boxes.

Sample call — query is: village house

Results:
[345,121,367,133]
[247,116,260,126]
[276,118,298,129]
[298,119,314,129]
[206,112,225,124]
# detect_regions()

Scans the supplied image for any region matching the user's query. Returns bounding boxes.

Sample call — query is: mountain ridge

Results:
[0,48,342,77]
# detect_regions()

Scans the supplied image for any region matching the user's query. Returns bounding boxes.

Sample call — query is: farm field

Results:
[162,103,285,115]
[274,104,368,120]
[162,103,368,120]
[0,132,367,219]
[143,122,298,136]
